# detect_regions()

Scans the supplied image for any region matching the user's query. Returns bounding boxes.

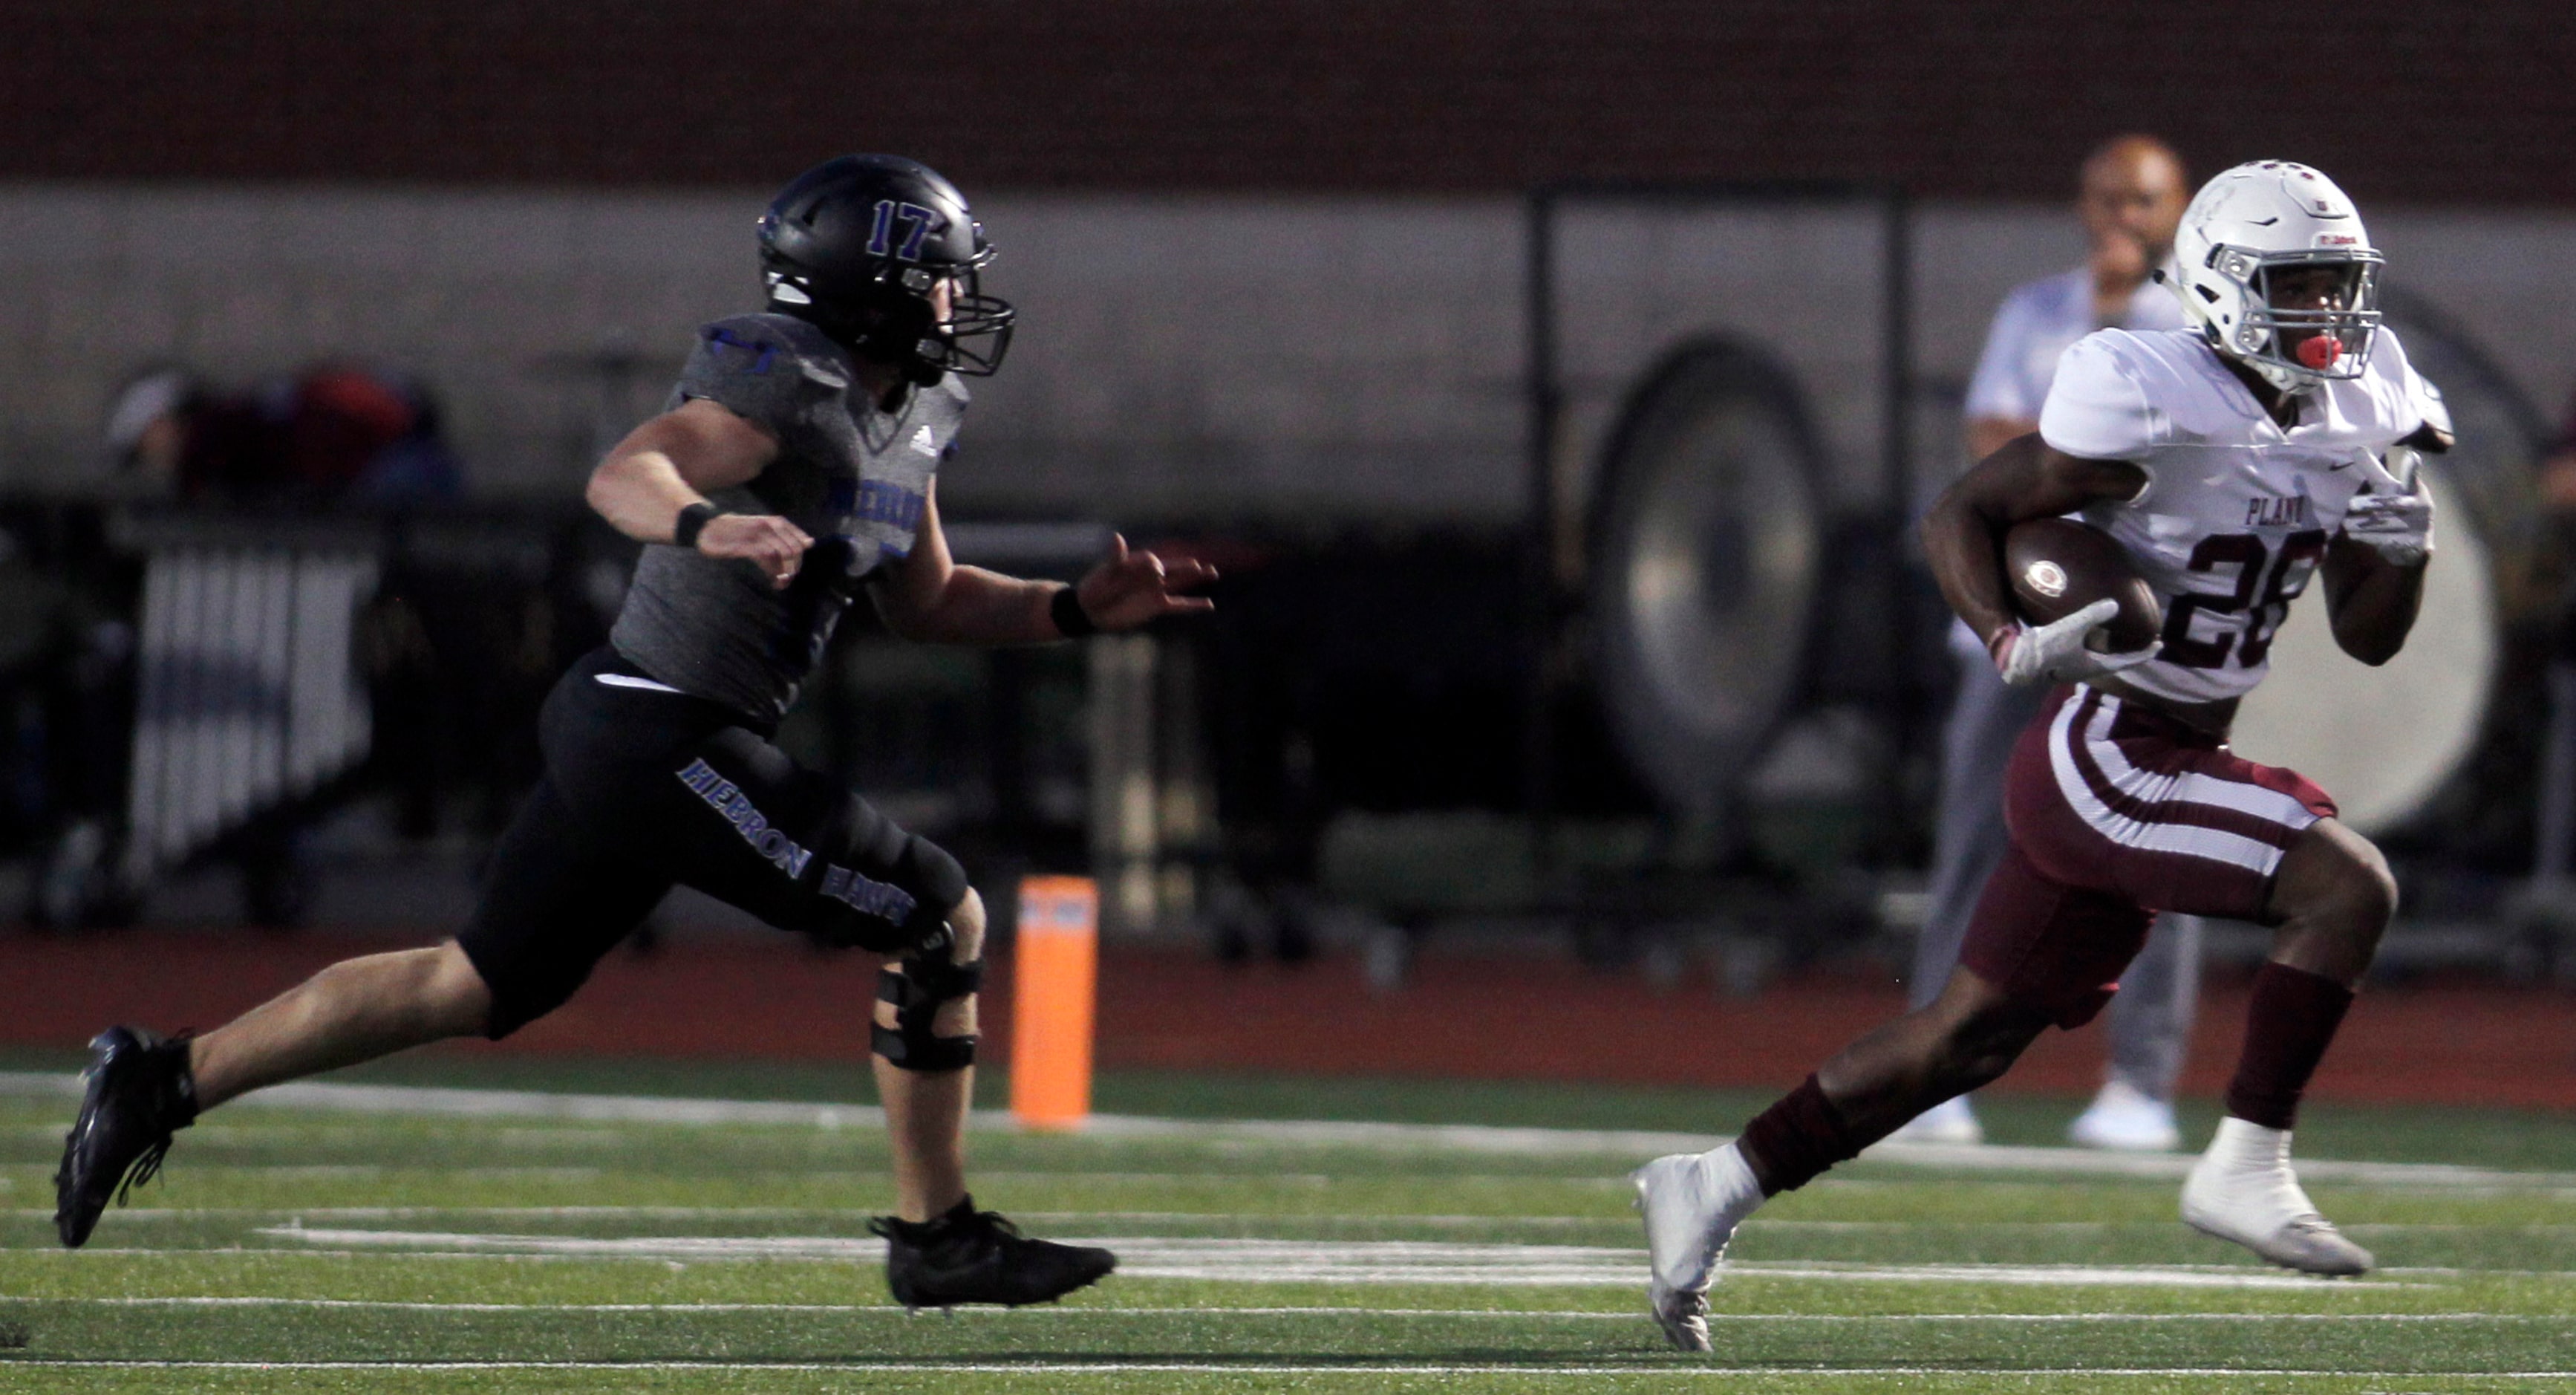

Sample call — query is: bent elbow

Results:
[867,590,933,645]
[2335,630,2403,666]
[1918,494,1968,554]
[581,464,621,521]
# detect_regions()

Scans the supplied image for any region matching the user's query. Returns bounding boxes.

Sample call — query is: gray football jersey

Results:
[610,313,967,722]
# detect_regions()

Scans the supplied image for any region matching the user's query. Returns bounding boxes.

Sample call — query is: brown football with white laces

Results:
[2003,517,2162,654]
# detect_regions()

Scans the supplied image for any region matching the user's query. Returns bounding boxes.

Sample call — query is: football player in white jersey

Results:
[1896,134,2201,1154]
[1628,160,2449,1351]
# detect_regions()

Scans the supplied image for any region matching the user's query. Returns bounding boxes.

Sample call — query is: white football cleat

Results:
[1882,1094,1983,1146]
[2069,1079,2182,1152]
[1631,1145,1764,1353]
[2180,1116,2373,1276]
[1646,1270,1709,1353]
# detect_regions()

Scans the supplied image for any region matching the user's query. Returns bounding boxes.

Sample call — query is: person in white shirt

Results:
[1896,134,2199,1151]
[1633,159,2451,1351]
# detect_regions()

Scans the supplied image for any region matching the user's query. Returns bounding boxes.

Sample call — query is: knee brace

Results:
[873,942,982,1073]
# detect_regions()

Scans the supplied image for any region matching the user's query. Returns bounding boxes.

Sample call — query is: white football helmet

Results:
[2165,160,2383,394]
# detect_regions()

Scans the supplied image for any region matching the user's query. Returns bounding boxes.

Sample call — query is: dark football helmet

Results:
[757,155,1015,386]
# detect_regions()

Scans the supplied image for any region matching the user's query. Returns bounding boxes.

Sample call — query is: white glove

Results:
[2343,447,2435,568]
[1989,597,2162,688]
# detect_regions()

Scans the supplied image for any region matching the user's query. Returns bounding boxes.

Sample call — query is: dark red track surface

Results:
[4,929,2572,1108]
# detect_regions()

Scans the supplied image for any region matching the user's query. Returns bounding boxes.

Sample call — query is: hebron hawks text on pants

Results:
[676,758,812,876]
[820,863,916,921]
[674,758,919,921]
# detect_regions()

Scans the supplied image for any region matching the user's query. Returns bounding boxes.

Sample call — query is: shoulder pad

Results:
[2040,330,2167,461]
[697,314,852,388]
[673,314,855,436]
[2369,328,2451,443]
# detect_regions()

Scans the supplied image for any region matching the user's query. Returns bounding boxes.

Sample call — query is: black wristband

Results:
[673,501,721,550]
[1049,585,1098,639]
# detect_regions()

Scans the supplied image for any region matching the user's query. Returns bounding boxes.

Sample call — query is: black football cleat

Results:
[55,1026,198,1249]
[870,1195,1116,1309]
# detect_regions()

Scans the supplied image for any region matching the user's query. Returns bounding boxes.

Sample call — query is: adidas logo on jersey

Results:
[910,425,937,456]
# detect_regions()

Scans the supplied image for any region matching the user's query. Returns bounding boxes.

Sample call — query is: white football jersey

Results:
[2038,325,2444,703]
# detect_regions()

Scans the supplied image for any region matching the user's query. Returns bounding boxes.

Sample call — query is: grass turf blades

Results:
[2,1066,2575,1392]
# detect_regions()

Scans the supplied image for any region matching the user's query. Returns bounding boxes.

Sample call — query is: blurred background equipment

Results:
[1523,183,1923,983]
[116,519,376,920]
[0,202,2560,983]
[1585,339,1828,847]
[0,0,2568,1039]
[107,365,463,510]
[1542,186,1917,859]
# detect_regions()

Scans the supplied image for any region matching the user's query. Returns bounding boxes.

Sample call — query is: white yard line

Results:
[5,1206,830,1220]
[1724,1261,2416,1290]
[6,1069,2571,1188]
[55,1298,2533,1321]
[14,1246,2536,1284]
[239,1228,2416,1289]
[0,1073,890,1131]
[0,1206,1709,1229]
[7,1360,2575,1376]
[22,1206,2573,1238]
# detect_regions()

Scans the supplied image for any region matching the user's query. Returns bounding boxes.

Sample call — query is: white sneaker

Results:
[1882,1094,1983,1146]
[2179,1116,2373,1276]
[2069,1079,2182,1151]
[1631,1144,1763,1353]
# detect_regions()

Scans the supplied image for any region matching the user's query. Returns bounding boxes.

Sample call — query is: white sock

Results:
[1702,1139,1756,1183]
[2202,1116,2293,1172]
[1695,1142,1764,1216]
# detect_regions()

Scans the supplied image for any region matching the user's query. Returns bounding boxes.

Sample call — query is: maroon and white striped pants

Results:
[1960,685,2336,1027]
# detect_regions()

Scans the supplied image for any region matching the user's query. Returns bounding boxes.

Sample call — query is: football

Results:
[2003,517,2162,654]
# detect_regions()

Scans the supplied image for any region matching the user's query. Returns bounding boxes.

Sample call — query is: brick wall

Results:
[9,1,2573,202]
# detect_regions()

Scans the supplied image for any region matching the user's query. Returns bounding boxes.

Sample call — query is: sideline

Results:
[236,1228,2421,1289]
[5,1361,2573,1377]
[4,1070,2569,1188]
[61,1299,2521,1318]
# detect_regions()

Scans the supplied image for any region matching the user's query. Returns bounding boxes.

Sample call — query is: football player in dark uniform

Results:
[55,155,1213,1310]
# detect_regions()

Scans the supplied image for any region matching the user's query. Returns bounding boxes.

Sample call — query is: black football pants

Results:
[457,648,967,1038]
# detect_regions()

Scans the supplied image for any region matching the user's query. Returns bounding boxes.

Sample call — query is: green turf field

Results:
[3,1059,2574,1392]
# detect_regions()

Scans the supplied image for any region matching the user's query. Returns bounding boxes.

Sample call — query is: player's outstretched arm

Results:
[870,484,1217,645]
[1067,533,1219,631]
[587,398,810,589]
[1921,433,2148,656]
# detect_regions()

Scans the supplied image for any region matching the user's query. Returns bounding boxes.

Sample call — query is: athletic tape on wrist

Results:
[1050,585,1098,639]
[674,501,721,551]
